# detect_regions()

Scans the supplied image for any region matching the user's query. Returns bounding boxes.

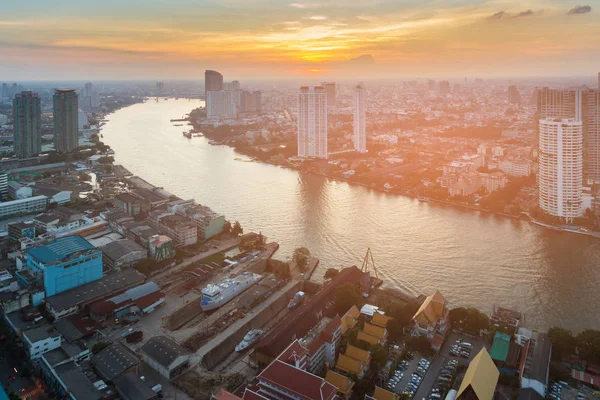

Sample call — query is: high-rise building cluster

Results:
[297,82,367,159]
[536,86,600,221]
[79,81,99,112]
[508,85,522,104]
[205,70,261,119]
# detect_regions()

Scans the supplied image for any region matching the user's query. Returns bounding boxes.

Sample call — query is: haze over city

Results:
[1,0,599,80]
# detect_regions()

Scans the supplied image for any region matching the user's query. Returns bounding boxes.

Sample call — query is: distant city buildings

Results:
[204,70,223,95]
[322,82,336,108]
[508,85,522,104]
[240,90,262,113]
[53,89,79,153]
[205,70,260,118]
[297,86,328,159]
[438,81,450,96]
[353,83,367,153]
[13,91,42,158]
[538,118,583,222]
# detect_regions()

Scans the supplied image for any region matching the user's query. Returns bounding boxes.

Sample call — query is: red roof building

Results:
[257,360,337,400]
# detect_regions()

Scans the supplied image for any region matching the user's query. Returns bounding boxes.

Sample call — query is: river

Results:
[101,98,600,333]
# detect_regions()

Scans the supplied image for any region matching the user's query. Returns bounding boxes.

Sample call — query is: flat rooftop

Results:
[45,268,146,312]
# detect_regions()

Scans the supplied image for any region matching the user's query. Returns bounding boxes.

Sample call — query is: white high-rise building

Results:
[297,86,328,159]
[207,90,236,118]
[353,84,367,153]
[538,118,583,222]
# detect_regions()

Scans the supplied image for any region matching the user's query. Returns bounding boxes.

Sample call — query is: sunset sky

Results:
[1,0,598,80]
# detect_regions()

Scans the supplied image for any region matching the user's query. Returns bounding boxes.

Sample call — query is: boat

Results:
[235,329,263,352]
[209,140,218,145]
[383,183,394,191]
[201,271,262,311]
[417,196,430,202]
[183,132,192,138]
[288,291,305,309]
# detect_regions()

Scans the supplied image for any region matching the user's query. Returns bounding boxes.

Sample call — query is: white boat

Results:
[201,272,262,311]
[235,329,263,352]
[288,291,305,309]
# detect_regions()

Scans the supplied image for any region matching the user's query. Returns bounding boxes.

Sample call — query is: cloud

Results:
[308,16,327,20]
[289,3,306,8]
[487,9,539,20]
[346,54,375,65]
[487,11,506,20]
[567,5,591,14]
[514,9,534,18]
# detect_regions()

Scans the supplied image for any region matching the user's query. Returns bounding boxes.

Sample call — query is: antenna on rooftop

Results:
[360,248,379,279]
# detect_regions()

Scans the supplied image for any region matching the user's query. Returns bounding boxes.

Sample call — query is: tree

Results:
[370,344,389,367]
[92,342,110,354]
[334,283,364,314]
[8,392,20,400]
[324,268,339,280]
[548,327,576,361]
[222,220,232,235]
[576,329,600,362]
[232,221,243,236]
[239,232,267,253]
[406,335,433,356]
[449,307,489,336]
[385,301,419,327]
[293,247,311,271]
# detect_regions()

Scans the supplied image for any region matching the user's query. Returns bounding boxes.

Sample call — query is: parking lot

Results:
[386,332,489,400]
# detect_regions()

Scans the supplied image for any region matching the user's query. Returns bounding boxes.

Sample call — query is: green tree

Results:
[232,221,243,236]
[334,283,363,314]
[406,335,433,356]
[385,301,419,327]
[370,344,389,367]
[324,268,339,280]
[293,247,311,271]
[449,307,489,335]
[92,342,110,354]
[222,220,232,235]
[576,329,600,362]
[548,327,576,361]
[8,392,20,400]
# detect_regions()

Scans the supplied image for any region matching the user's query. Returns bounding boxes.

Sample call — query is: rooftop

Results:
[45,268,146,312]
[258,360,337,400]
[26,235,96,264]
[99,239,145,261]
[92,343,139,381]
[457,348,499,400]
[23,325,61,343]
[490,331,511,362]
[54,361,103,400]
[141,335,191,369]
[113,371,158,400]
[522,332,552,383]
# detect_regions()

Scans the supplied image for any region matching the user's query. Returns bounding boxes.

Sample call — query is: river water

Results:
[102,98,600,333]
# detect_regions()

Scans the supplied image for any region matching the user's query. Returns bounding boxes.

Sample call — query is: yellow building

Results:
[342,305,360,334]
[336,354,368,378]
[457,348,500,400]
[411,290,449,348]
[325,370,355,397]
[373,386,400,400]
[372,313,392,328]
[363,322,388,345]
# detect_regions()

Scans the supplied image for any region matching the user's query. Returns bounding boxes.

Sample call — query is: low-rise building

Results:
[113,193,151,217]
[99,239,147,269]
[0,195,47,219]
[336,345,371,378]
[499,160,532,177]
[141,335,192,380]
[8,181,33,200]
[325,370,354,397]
[23,325,62,360]
[34,187,72,205]
[92,343,139,382]
[7,221,36,241]
[299,315,342,374]
[519,332,552,398]
[148,234,174,261]
[411,290,449,350]
[148,211,197,247]
[25,235,103,297]
[372,387,399,400]
[89,281,164,323]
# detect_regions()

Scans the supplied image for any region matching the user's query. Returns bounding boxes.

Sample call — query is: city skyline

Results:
[0,1,598,80]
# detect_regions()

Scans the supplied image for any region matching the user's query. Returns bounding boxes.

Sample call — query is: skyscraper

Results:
[538,118,583,222]
[84,82,93,97]
[353,84,366,153]
[321,82,336,108]
[438,81,450,96]
[205,70,223,95]
[536,87,600,182]
[240,90,262,113]
[13,91,41,158]
[297,86,327,159]
[508,85,521,104]
[53,89,79,153]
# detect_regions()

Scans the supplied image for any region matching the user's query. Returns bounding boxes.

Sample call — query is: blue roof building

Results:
[26,235,103,297]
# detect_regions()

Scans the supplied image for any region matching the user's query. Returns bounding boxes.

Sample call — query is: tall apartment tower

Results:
[538,118,583,223]
[53,89,79,153]
[205,70,223,96]
[297,86,328,159]
[536,87,600,182]
[13,91,41,158]
[353,84,367,153]
[321,82,336,108]
[508,85,521,104]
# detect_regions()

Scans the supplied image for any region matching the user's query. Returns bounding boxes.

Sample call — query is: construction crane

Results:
[360,248,379,279]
